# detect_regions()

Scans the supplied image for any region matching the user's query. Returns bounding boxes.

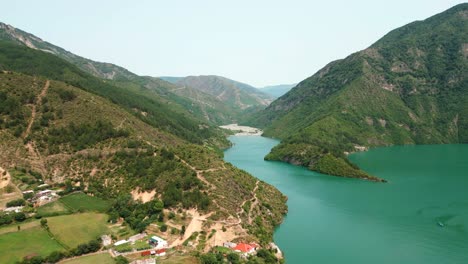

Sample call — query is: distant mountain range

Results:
[259,84,296,97]
[246,3,468,181]
[162,75,274,110]
[0,23,274,125]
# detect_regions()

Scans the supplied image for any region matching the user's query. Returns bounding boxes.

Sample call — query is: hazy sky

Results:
[0,0,465,87]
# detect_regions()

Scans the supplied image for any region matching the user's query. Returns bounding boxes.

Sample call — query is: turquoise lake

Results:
[224,136,468,263]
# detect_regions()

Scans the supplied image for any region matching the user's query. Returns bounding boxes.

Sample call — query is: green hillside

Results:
[0,41,228,146]
[0,39,287,256]
[0,23,252,125]
[247,3,468,181]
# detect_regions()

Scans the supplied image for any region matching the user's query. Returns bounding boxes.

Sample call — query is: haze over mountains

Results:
[247,3,468,180]
[259,84,296,98]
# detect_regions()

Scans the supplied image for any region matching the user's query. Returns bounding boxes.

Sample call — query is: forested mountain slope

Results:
[246,3,468,181]
[0,41,287,249]
[0,23,251,125]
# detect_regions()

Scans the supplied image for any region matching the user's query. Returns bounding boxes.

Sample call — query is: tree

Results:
[40,218,48,227]
[227,253,240,264]
[14,212,26,222]
[181,225,186,235]
[115,256,129,264]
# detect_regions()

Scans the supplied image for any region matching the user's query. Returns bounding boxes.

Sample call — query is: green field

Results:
[47,213,109,248]
[37,200,70,216]
[0,226,64,263]
[60,253,115,264]
[59,192,111,212]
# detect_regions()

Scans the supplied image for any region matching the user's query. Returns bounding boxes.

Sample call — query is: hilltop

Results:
[246,3,468,181]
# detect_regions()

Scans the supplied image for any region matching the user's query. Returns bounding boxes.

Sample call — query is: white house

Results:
[149,235,168,249]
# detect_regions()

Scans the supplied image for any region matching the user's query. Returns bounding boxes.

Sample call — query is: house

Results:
[224,242,237,248]
[114,239,129,246]
[234,243,257,255]
[141,250,151,257]
[155,248,166,256]
[101,235,112,246]
[149,235,168,249]
[36,189,52,198]
[3,206,23,213]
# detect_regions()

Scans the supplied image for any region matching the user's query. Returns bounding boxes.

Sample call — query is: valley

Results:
[0,2,466,264]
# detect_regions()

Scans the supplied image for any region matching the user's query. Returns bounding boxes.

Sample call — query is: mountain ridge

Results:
[246,3,468,181]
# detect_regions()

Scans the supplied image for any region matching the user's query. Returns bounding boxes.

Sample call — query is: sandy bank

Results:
[220,124,262,136]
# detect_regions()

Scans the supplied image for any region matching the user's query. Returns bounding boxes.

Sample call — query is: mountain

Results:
[174,75,274,110]
[159,76,184,84]
[260,84,296,98]
[0,23,247,125]
[0,29,287,254]
[246,3,468,181]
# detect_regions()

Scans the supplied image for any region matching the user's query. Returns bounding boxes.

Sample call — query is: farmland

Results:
[47,213,109,248]
[59,192,111,212]
[0,226,63,263]
[59,252,116,264]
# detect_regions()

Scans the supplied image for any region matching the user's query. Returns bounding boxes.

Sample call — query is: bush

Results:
[14,212,26,222]
[6,198,25,207]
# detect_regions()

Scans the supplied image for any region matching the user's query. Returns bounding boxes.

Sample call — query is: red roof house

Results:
[234,243,256,254]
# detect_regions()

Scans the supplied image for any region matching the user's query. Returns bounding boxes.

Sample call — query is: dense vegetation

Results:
[0,41,228,146]
[0,27,288,263]
[246,3,468,180]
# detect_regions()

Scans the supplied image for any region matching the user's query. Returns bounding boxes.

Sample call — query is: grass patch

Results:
[60,253,116,264]
[59,192,111,212]
[0,219,40,235]
[158,256,199,264]
[37,200,70,216]
[47,212,109,248]
[0,226,64,263]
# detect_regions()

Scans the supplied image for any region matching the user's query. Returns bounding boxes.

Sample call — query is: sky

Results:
[0,0,465,87]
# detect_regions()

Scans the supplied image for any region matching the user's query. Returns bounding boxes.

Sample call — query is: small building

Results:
[3,206,23,213]
[224,242,237,248]
[101,235,112,246]
[114,239,129,246]
[149,235,168,249]
[155,248,166,256]
[22,190,34,195]
[36,189,52,198]
[234,243,257,255]
[141,250,151,257]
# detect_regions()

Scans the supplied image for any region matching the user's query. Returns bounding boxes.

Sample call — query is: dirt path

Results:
[247,181,260,224]
[169,209,212,248]
[24,80,49,139]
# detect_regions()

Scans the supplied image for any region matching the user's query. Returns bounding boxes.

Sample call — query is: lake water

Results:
[224,136,468,264]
